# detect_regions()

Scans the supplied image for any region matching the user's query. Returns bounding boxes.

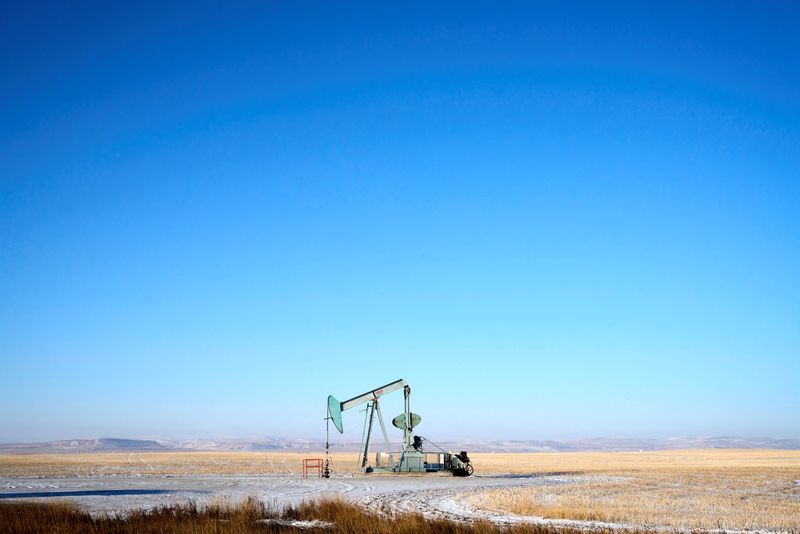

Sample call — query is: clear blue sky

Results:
[1,1,798,443]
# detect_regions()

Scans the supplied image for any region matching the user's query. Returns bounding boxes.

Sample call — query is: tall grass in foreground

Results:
[0,498,608,534]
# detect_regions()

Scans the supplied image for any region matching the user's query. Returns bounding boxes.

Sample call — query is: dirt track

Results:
[357,476,627,530]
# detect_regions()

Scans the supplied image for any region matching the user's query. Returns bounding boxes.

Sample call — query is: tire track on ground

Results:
[357,476,779,534]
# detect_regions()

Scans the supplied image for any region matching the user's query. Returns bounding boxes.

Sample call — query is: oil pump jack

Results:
[324,379,473,476]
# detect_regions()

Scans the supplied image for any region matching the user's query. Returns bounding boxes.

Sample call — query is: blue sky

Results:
[1,1,798,443]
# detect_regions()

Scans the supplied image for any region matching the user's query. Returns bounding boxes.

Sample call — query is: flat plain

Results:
[469,449,800,530]
[2,449,799,531]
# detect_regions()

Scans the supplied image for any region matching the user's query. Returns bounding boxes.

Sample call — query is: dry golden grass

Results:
[468,448,800,475]
[0,497,599,534]
[3,449,799,530]
[6,449,798,478]
[467,449,800,531]
[0,451,360,478]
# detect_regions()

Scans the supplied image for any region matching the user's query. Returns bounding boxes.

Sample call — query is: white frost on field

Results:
[0,473,785,533]
[258,518,334,529]
[0,473,573,518]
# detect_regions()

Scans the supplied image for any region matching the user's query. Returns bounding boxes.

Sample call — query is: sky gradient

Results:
[1,1,799,443]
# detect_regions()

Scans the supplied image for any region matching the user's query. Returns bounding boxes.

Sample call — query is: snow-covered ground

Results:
[0,473,785,533]
[0,473,574,518]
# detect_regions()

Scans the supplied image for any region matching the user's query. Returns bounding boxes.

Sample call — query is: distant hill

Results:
[428,436,800,452]
[158,437,322,452]
[0,438,166,454]
[2,436,798,454]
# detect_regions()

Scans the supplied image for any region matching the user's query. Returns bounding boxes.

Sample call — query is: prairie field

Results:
[469,449,800,531]
[0,451,359,478]
[2,449,799,531]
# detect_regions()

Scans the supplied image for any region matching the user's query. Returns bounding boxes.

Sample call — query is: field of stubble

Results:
[2,449,799,531]
[471,449,800,530]
[0,451,358,478]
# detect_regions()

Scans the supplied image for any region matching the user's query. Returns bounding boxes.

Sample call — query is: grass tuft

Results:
[0,497,611,534]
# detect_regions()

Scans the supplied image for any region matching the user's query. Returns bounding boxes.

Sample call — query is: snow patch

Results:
[259,519,334,529]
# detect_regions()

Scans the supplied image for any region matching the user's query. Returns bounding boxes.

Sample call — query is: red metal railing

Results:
[302,458,323,478]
